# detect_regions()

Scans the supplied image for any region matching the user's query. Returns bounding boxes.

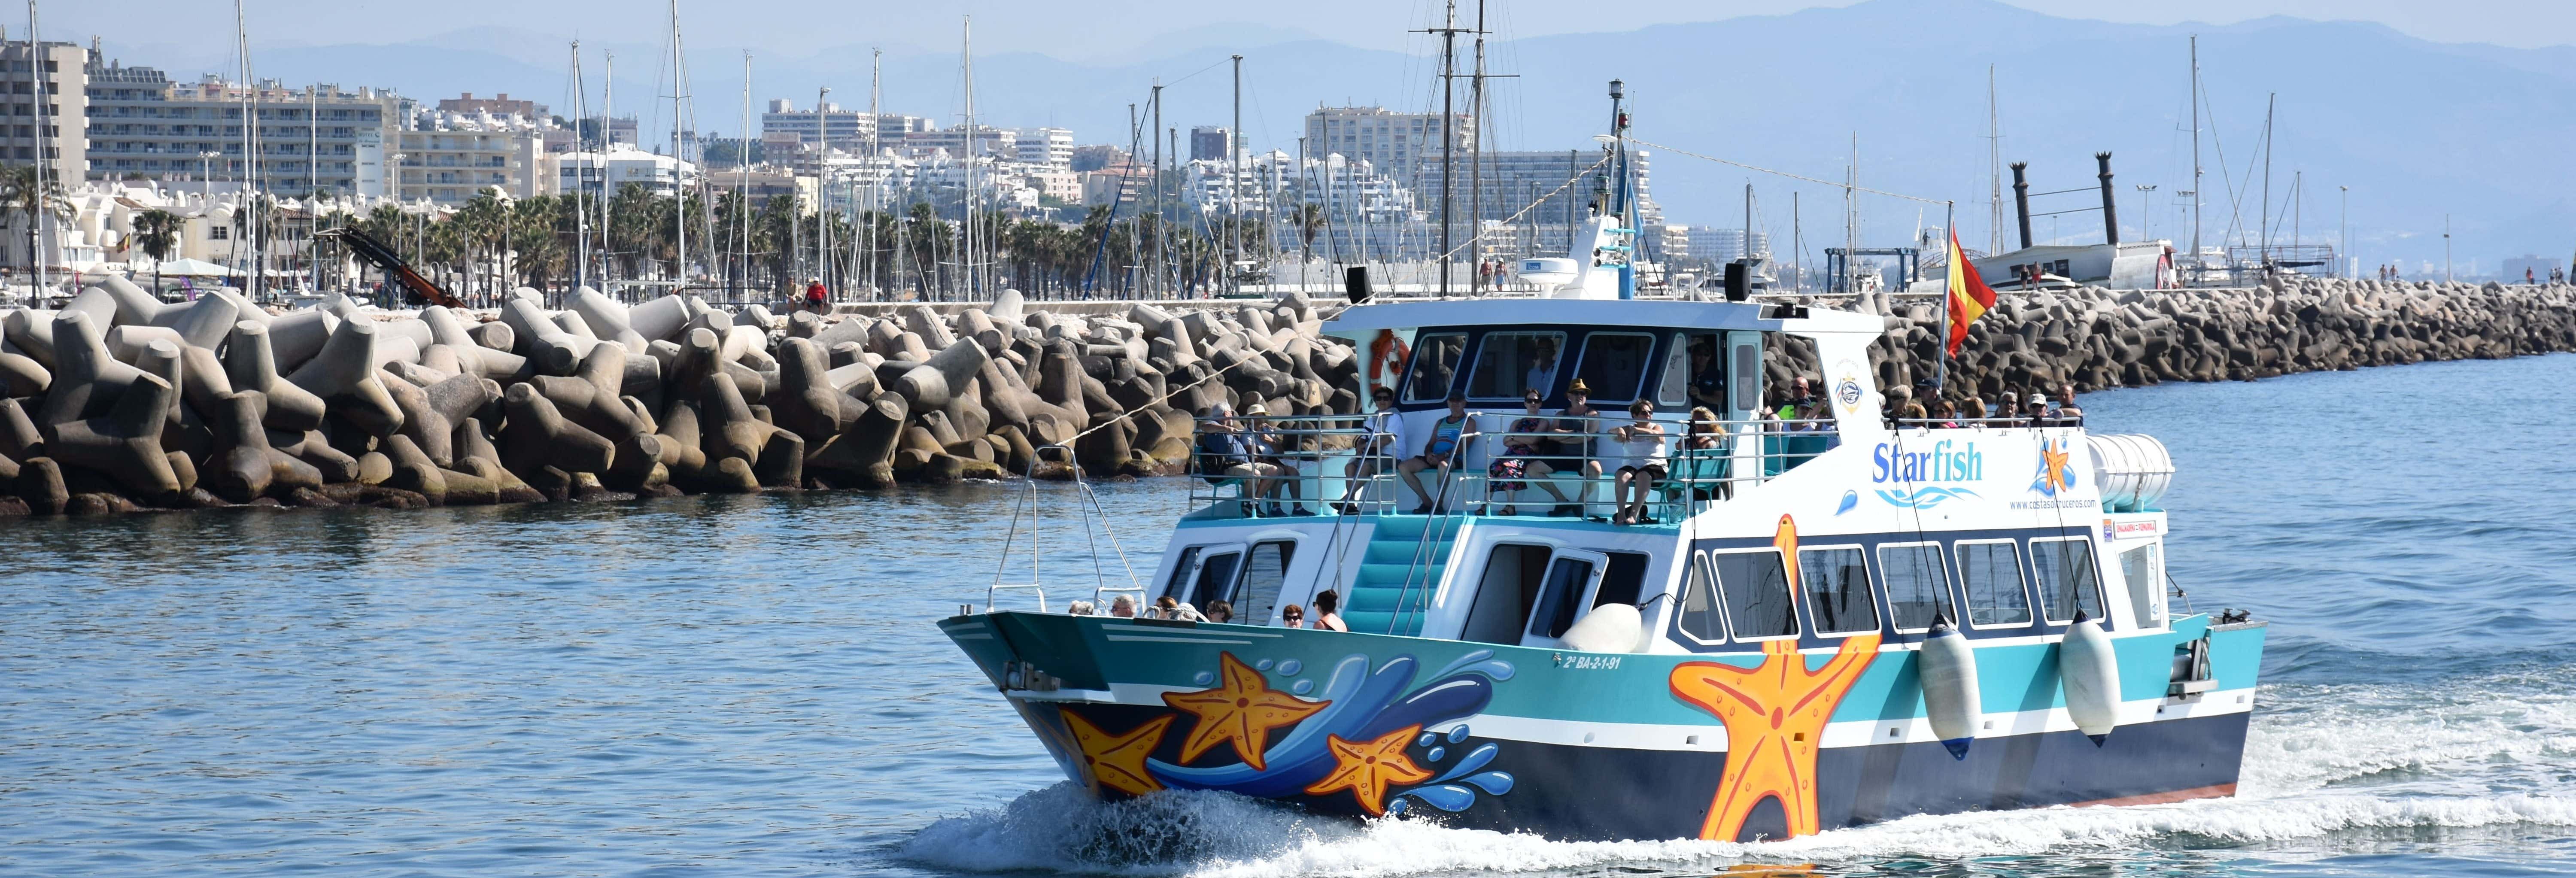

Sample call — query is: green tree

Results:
[133,209,184,293]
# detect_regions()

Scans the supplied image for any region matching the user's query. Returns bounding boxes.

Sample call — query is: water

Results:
[3,353,2573,877]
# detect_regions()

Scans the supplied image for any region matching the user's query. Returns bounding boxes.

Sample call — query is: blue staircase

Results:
[1341,515,1462,636]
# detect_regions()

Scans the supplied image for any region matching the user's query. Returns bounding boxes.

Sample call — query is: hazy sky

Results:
[54,0,2576,61]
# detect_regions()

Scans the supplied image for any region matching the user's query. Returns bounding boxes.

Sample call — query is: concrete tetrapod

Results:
[499,382,616,498]
[568,287,653,354]
[286,318,405,436]
[891,337,991,411]
[49,369,182,499]
[223,321,329,433]
[267,427,363,483]
[202,390,324,503]
[393,373,498,467]
[805,392,908,489]
[263,310,340,374]
[0,345,48,397]
[529,346,649,442]
[0,397,42,459]
[500,298,588,376]
[38,311,146,427]
[769,337,846,445]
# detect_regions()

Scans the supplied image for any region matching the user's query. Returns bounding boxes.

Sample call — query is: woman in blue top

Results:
[1397,392,1478,514]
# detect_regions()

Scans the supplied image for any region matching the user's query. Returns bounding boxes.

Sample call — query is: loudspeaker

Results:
[1722,261,1749,302]
[1345,266,1373,304]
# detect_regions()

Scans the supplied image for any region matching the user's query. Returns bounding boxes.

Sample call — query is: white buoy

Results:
[1917,620,1983,760]
[1558,603,1644,653]
[2057,611,2122,745]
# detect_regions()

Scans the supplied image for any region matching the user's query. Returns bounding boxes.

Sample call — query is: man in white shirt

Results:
[1337,385,1407,514]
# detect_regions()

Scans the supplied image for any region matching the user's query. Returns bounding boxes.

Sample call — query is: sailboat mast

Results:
[1987,64,2002,255]
[1437,0,1457,298]
[869,47,881,298]
[670,0,687,295]
[818,84,831,298]
[736,51,748,297]
[27,0,47,298]
[602,50,615,293]
[2260,92,2274,266]
[1230,54,1242,295]
[960,15,977,300]
[2189,35,2202,277]
[573,41,589,291]
[1468,0,1486,295]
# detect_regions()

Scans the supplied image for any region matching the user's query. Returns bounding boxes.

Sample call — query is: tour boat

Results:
[939,106,2262,845]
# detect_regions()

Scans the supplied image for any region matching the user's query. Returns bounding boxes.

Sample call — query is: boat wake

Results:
[898,670,2576,876]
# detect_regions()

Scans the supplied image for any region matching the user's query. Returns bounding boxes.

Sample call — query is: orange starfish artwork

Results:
[1063,710,1174,796]
[2035,437,2072,495]
[1160,652,1328,770]
[1303,723,1435,815]
[1668,515,1882,841]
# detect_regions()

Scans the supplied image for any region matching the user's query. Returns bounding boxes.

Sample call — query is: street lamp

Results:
[198,151,220,192]
[2338,185,2349,278]
[2135,184,2157,241]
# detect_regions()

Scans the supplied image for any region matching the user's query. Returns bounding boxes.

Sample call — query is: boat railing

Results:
[1889,415,2088,429]
[1186,411,1841,522]
[988,442,1147,614]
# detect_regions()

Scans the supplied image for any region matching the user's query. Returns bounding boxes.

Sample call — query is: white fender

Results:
[1917,620,1982,760]
[1558,603,1643,653]
[2057,612,2122,744]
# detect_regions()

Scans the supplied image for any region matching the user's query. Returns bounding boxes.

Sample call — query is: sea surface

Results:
[5,352,2575,877]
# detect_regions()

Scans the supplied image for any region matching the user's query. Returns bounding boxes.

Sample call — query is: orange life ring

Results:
[1367,329,1410,394]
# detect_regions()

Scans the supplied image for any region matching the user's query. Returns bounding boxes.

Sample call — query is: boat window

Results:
[1161,546,1203,600]
[1877,542,1955,632]
[2117,542,2166,629]
[1728,335,1763,413]
[1466,331,1566,401]
[1677,551,1725,643]
[1526,556,1600,639]
[1594,551,1651,609]
[1462,544,1550,645]
[1954,540,2034,627]
[1798,546,1880,636]
[1571,331,1656,403]
[1403,333,1468,404]
[1656,333,1689,407]
[2029,537,2106,625]
[1186,550,1243,611]
[1236,541,1296,626]
[1713,548,1799,640]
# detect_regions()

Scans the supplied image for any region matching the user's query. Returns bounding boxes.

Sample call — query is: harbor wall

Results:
[1,277,2572,516]
[1805,279,2576,408]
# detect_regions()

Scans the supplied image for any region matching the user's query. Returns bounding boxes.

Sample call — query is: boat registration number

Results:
[1552,653,1622,670]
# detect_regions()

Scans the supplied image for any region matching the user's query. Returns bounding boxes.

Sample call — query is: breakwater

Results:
[0,279,1344,515]
[1826,278,2576,404]
[2,277,2572,516]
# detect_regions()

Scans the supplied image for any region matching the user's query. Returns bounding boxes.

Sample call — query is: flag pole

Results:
[1937,200,1953,397]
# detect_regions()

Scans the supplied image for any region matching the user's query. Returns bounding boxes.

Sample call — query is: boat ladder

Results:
[986,444,1145,612]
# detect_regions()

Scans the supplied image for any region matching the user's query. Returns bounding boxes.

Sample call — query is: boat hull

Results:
[942,611,2263,842]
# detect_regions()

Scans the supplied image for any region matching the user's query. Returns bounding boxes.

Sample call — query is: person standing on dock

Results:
[805,278,829,313]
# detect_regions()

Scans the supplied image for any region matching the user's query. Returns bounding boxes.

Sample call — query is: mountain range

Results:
[89,0,2576,270]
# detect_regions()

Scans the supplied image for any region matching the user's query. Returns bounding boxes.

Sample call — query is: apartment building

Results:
[554,145,693,197]
[1013,127,1072,168]
[1303,106,1472,188]
[438,92,544,118]
[5,39,87,186]
[84,61,404,197]
[760,99,875,151]
[902,125,1013,161]
[396,105,556,203]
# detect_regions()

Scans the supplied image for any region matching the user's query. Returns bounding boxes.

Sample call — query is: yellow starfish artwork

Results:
[1160,651,1328,770]
[2037,437,2072,494]
[1667,515,1882,841]
[1304,723,1435,815]
[1063,710,1175,797]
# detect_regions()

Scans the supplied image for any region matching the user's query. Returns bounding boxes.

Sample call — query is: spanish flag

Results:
[1944,228,1997,356]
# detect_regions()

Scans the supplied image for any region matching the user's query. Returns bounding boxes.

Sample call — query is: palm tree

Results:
[134,209,184,294]
[0,163,72,288]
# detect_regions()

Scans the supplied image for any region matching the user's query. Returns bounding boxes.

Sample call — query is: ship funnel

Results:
[2010,162,2032,250]
[2096,152,2120,246]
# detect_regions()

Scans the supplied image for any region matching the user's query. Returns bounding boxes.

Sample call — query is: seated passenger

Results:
[1337,386,1405,514]
[1486,389,1575,516]
[1686,341,1726,411]
[1154,595,1207,622]
[1608,399,1669,526]
[1204,600,1235,624]
[2024,392,2051,424]
[1109,594,1139,618]
[1397,392,1478,514]
[1312,589,1350,632]
[1958,395,1987,424]
[1196,403,1296,516]
[1066,600,1097,616]
[1679,406,1730,501]
[1547,380,1606,516]
[2054,384,2085,424]
[1241,403,1309,516]
[1280,603,1306,628]
[1928,399,1961,428]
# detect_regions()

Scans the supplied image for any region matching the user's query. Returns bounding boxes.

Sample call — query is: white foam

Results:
[902,672,2576,876]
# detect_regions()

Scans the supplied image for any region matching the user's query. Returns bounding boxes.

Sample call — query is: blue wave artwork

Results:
[1835,490,1859,515]
[1876,486,1981,509]
[1146,652,1513,803]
